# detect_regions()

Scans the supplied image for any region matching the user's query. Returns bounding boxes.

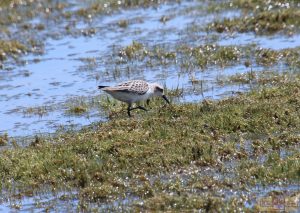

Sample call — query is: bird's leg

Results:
[146,99,150,106]
[130,106,148,111]
[127,104,132,117]
[130,106,148,112]
[137,106,148,111]
[127,104,148,117]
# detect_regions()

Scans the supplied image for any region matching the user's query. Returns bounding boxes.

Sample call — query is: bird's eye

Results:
[156,87,163,92]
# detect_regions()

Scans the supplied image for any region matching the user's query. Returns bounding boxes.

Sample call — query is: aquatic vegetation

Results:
[281,47,300,68]
[0,78,299,210]
[0,133,8,146]
[23,106,49,117]
[254,190,300,212]
[186,45,241,69]
[117,42,243,70]
[0,40,27,61]
[208,7,300,35]
[159,15,171,23]
[119,41,144,60]
[218,70,296,86]
[118,20,128,28]
[231,0,300,12]
[66,106,88,115]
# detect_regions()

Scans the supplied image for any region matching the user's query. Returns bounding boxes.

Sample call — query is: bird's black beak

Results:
[162,95,170,104]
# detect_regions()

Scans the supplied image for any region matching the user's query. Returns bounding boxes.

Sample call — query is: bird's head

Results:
[152,83,170,104]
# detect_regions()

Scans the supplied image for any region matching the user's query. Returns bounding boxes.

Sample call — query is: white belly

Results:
[107,90,152,104]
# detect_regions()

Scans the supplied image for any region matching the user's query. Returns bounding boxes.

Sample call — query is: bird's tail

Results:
[98,86,109,89]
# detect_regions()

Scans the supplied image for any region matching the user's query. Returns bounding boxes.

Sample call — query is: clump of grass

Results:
[116,42,177,66]
[256,48,282,66]
[65,96,103,115]
[0,40,27,61]
[118,20,128,28]
[81,28,96,37]
[67,106,88,115]
[0,133,9,146]
[152,46,176,58]
[79,183,120,202]
[178,44,241,69]
[281,47,300,68]
[138,194,221,211]
[74,0,169,19]
[226,71,256,84]
[159,15,170,23]
[208,8,300,35]
[254,190,300,212]
[119,41,144,60]
[166,87,184,98]
[219,70,296,86]
[77,57,97,71]
[231,0,299,12]
[23,106,48,117]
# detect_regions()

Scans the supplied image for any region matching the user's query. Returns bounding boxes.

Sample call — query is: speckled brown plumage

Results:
[98,80,170,117]
[116,80,149,95]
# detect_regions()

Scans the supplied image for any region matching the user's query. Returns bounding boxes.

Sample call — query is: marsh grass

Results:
[208,1,300,35]
[0,133,9,146]
[0,77,299,210]
[115,42,300,80]
[0,40,27,61]
[218,70,297,86]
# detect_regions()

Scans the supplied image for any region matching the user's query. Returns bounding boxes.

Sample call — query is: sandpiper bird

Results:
[98,80,170,117]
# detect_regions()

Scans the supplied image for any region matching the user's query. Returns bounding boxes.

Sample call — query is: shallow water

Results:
[1,170,298,212]
[0,1,198,137]
[1,0,299,137]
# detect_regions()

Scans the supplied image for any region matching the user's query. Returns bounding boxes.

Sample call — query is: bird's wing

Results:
[102,81,132,91]
[128,80,149,95]
[103,80,149,95]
